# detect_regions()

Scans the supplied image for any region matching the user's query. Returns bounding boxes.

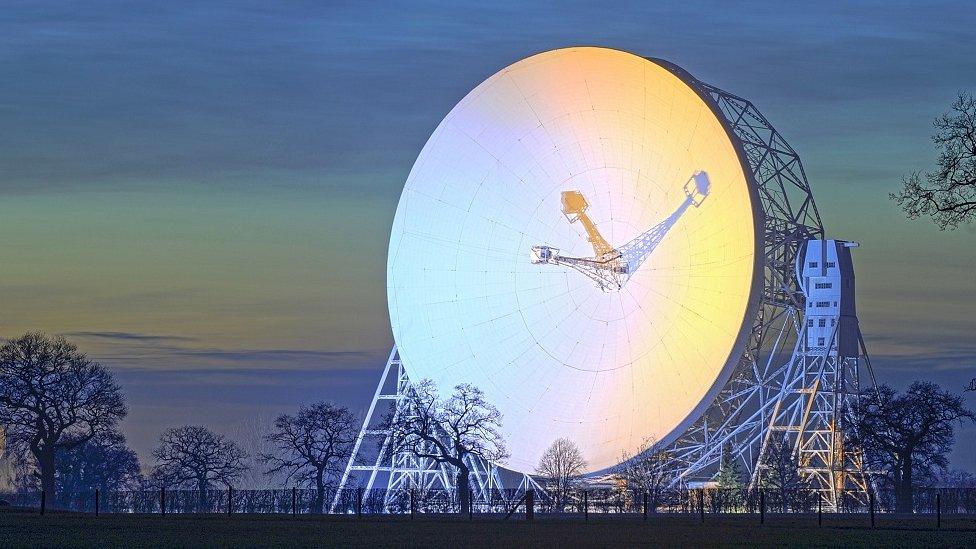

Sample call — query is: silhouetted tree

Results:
[388,380,506,514]
[0,333,127,504]
[616,438,673,512]
[536,438,586,512]
[891,91,976,229]
[935,468,976,488]
[56,431,141,508]
[966,377,976,393]
[849,382,975,512]
[151,425,249,509]
[715,444,746,509]
[259,402,357,513]
[758,439,809,512]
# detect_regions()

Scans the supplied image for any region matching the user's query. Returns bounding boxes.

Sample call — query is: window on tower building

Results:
[818,318,826,327]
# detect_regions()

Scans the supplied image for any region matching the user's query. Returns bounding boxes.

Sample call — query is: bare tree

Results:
[259,402,357,513]
[935,469,976,489]
[535,438,586,511]
[891,91,976,229]
[55,431,141,507]
[151,425,249,509]
[848,381,975,512]
[0,333,127,503]
[388,380,506,513]
[758,439,809,512]
[616,438,673,512]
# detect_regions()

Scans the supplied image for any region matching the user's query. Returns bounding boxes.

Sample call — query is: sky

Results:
[2,1,975,476]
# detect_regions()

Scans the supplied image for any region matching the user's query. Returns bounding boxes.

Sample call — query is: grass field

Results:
[3,507,975,548]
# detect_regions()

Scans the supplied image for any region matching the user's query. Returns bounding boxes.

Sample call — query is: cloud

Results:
[115,366,379,389]
[90,340,386,373]
[56,328,388,373]
[872,352,976,374]
[166,348,380,367]
[63,331,197,343]
[53,330,387,372]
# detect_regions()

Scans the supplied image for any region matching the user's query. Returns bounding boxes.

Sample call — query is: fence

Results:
[3,487,976,516]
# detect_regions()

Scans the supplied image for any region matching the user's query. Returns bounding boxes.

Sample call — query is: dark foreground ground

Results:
[3,508,975,548]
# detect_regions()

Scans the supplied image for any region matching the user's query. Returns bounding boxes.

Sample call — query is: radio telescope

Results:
[387,47,761,472]
[338,46,873,511]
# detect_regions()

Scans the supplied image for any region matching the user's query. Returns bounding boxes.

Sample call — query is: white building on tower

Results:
[801,239,860,357]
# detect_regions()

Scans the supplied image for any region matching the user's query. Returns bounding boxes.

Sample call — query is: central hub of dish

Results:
[530,171,711,292]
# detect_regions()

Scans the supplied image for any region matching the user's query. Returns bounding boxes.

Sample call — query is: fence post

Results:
[227,487,233,515]
[937,492,941,528]
[698,489,704,524]
[356,487,363,518]
[760,490,765,525]
[40,490,46,516]
[161,487,166,516]
[869,490,875,528]
[469,489,473,520]
[525,489,534,521]
[291,487,296,516]
[818,497,822,526]
[643,491,648,521]
[583,490,588,521]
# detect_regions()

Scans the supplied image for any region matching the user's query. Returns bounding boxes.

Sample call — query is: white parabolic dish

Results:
[387,47,761,473]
